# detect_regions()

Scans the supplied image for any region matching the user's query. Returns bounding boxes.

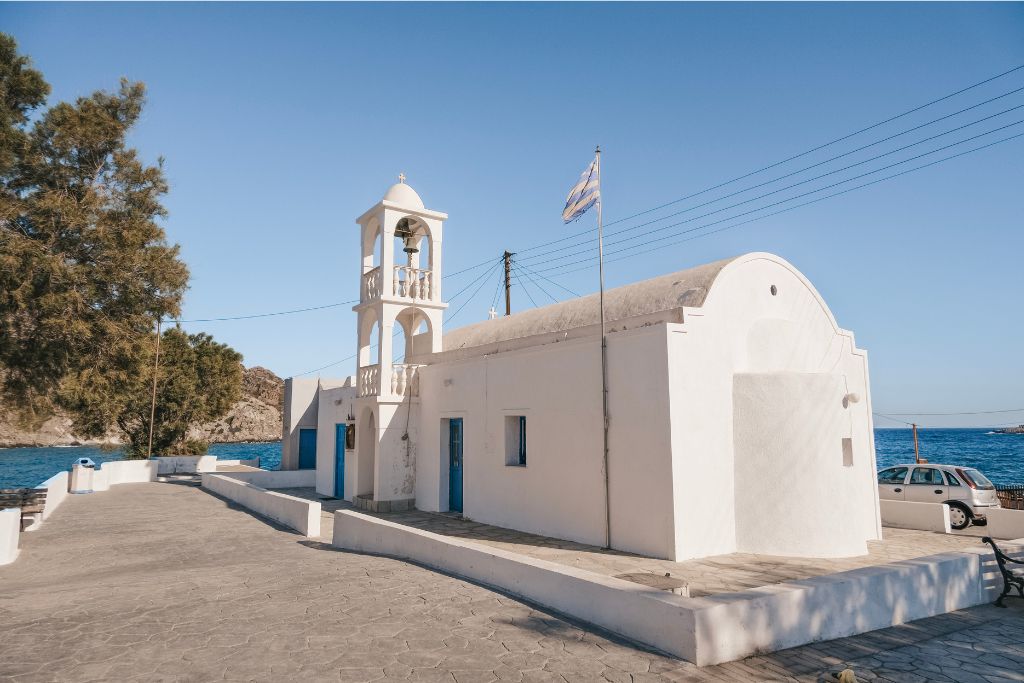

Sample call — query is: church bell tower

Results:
[349,176,447,510]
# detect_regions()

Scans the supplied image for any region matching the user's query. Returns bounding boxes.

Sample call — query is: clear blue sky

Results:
[5,2,1023,427]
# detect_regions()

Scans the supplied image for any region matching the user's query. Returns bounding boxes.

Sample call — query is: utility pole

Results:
[912,423,922,464]
[503,251,513,316]
[147,317,162,459]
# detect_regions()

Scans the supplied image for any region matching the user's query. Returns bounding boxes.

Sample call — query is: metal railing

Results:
[996,484,1024,510]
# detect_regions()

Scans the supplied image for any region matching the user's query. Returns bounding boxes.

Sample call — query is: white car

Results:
[877,463,1001,530]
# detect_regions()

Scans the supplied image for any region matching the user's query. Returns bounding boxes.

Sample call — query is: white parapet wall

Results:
[880,500,952,533]
[0,507,20,566]
[214,469,315,488]
[984,508,1024,540]
[92,460,159,492]
[154,455,219,474]
[332,509,1020,666]
[201,474,320,537]
[37,471,69,522]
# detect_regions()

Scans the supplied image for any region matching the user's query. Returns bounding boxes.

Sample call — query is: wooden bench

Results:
[0,488,48,531]
[982,536,1024,607]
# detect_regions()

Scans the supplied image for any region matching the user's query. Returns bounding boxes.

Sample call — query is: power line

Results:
[882,408,1024,416]
[533,127,1024,276]
[516,63,1024,257]
[168,299,358,323]
[445,260,504,325]
[512,270,540,308]
[522,112,1024,270]
[515,263,560,304]
[517,261,581,298]
[536,127,1024,278]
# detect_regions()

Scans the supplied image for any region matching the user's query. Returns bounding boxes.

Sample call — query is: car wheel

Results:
[948,503,971,530]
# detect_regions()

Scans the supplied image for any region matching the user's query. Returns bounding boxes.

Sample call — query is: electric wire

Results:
[512,270,540,308]
[533,128,1024,276]
[516,64,1024,257]
[168,299,358,324]
[517,261,581,298]
[883,408,1024,416]
[522,113,1024,270]
[516,263,560,305]
[445,260,504,326]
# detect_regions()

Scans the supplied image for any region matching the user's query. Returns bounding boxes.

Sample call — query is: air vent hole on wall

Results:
[770,285,778,296]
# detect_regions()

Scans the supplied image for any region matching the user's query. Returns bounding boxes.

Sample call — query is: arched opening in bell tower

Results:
[392,308,434,364]
[357,408,376,498]
[393,217,434,301]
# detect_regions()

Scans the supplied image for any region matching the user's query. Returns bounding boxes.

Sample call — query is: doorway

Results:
[334,424,347,498]
[448,418,463,513]
[298,428,317,470]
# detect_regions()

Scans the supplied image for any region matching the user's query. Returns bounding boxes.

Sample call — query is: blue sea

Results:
[874,428,1024,485]
[1,429,1022,490]
[0,441,282,489]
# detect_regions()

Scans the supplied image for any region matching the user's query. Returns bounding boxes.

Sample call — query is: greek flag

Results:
[562,157,600,223]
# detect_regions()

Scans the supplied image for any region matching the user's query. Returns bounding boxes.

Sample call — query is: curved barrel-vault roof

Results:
[443,255,741,352]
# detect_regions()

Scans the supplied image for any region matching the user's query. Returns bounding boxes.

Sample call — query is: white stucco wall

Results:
[215,469,316,488]
[0,507,19,566]
[315,383,357,498]
[733,372,869,557]
[880,500,953,533]
[38,472,69,521]
[984,508,1024,540]
[417,325,677,557]
[666,254,880,560]
[201,474,321,537]
[100,460,160,486]
[155,455,219,474]
[281,377,320,470]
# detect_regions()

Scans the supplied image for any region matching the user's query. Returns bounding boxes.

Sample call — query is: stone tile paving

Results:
[278,487,984,598]
[2,481,1023,683]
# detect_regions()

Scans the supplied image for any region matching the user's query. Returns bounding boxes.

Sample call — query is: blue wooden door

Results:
[448,418,463,513]
[334,424,346,498]
[298,428,317,470]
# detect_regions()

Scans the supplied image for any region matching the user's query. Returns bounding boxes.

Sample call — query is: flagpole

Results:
[596,145,611,550]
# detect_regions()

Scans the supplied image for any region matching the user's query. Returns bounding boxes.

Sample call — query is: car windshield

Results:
[959,468,995,490]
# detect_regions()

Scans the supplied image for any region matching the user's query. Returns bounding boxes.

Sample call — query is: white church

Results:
[281,179,882,562]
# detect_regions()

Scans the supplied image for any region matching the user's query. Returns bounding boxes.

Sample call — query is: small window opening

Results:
[505,416,527,466]
[770,285,778,296]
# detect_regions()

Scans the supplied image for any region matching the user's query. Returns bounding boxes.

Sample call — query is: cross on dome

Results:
[398,172,406,184]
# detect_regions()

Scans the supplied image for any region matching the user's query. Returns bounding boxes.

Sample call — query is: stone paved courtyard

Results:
[279,487,982,597]
[2,481,1023,682]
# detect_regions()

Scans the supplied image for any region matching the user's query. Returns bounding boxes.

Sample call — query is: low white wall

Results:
[880,500,951,533]
[985,508,1024,540]
[201,474,320,537]
[693,549,991,664]
[155,455,219,474]
[213,458,261,469]
[37,472,69,521]
[332,509,1019,666]
[214,469,315,489]
[100,460,159,487]
[332,510,696,658]
[0,507,19,566]
[91,467,109,492]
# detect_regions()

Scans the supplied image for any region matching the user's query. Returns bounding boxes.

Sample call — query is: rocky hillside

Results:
[188,366,283,443]
[0,366,283,447]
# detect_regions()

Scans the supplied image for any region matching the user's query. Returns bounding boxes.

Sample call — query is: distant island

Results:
[0,366,284,448]
[994,425,1024,435]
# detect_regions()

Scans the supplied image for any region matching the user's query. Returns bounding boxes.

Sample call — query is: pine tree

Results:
[0,33,240,455]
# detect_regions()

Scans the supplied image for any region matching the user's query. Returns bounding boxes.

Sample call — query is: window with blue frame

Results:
[504,415,527,466]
